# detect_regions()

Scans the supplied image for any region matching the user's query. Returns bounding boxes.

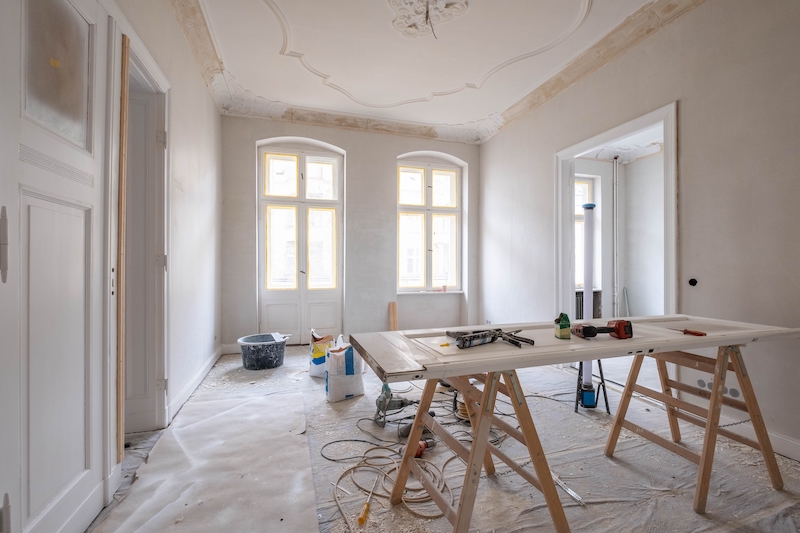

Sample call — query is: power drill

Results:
[400,437,436,458]
[571,319,633,339]
[374,384,416,427]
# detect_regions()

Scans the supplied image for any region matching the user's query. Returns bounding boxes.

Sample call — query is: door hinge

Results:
[156,131,167,148]
[157,378,168,394]
[157,254,167,271]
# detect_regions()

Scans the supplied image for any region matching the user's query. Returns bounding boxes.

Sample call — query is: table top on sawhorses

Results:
[349,314,800,383]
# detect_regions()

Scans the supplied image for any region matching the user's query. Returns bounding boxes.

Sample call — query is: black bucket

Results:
[237,333,287,370]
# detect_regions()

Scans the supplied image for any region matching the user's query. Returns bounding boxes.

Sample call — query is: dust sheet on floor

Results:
[94,346,800,533]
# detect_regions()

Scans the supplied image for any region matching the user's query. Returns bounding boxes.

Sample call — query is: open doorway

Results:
[555,103,677,389]
[121,50,168,433]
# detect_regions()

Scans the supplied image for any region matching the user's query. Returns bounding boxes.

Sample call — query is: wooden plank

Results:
[388,301,398,331]
[632,384,708,420]
[620,420,701,464]
[728,346,783,490]
[666,379,748,412]
[408,458,458,526]
[469,373,511,399]
[605,354,644,457]
[463,395,495,475]
[420,412,470,463]
[454,372,501,533]
[656,359,682,443]
[693,346,729,513]
[503,371,570,533]
[391,379,438,505]
[672,410,760,450]
[486,441,542,492]
[650,350,734,374]
[116,33,131,465]
[448,375,528,446]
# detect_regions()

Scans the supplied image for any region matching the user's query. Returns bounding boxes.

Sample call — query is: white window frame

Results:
[397,161,461,292]
[257,146,343,292]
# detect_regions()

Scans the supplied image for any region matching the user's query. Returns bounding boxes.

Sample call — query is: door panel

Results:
[125,89,159,432]
[259,149,343,344]
[1,0,109,531]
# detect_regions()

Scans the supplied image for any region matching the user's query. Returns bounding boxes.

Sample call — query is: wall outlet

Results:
[486,320,491,325]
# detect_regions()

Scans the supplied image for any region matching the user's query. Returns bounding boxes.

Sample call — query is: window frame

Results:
[258,146,343,292]
[397,160,461,292]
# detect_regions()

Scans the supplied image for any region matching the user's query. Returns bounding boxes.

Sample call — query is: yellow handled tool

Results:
[357,476,379,525]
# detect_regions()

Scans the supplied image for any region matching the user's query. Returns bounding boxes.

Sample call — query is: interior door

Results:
[1,0,109,531]
[258,149,343,344]
[124,88,160,432]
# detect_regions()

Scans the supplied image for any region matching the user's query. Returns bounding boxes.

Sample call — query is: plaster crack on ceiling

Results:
[259,0,591,110]
[389,0,468,38]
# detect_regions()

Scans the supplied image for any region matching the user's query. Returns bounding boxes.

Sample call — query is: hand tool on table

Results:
[446,329,535,349]
[357,476,379,525]
[668,327,707,336]
[571,319,633,339]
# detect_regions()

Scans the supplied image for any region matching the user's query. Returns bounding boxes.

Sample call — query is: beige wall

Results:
[116,0,223,417]
[220,116,480,347]
[479,0,800,454]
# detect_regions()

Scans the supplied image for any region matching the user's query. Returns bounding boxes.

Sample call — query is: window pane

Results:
[432,214,457,287]
[265,154,298,197]
[398,213,425,288]
[307,208,336,289]
[575,220,584,289]
[266,206,297,289]
[398,167,425,206]
[574,181,590,215]
[432,169,457,207]
[306,158,335,200]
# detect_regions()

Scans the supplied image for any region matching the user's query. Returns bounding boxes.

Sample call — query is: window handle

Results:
[300,270,306,275]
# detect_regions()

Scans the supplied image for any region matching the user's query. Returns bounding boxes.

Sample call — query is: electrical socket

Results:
[486,320,491,325]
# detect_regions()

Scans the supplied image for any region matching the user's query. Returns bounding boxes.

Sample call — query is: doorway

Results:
[555,103,678,388]
[257,139,345,345]
[122,51,168,433]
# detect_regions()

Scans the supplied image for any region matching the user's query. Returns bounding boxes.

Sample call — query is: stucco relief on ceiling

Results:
[261,0,592,109]
[388,0,468,38]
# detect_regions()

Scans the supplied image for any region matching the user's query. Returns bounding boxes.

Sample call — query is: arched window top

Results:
[257,136,345,157]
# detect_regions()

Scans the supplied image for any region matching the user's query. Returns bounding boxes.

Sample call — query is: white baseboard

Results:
[103,462,122,505]
[221,343,240,355]
[719,413,800,462]
[166,346,222,421]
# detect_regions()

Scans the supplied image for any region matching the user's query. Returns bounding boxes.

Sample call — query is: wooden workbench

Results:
[349,315,800,533]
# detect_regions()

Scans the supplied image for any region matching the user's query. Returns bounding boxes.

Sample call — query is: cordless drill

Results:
[571,319,633,339]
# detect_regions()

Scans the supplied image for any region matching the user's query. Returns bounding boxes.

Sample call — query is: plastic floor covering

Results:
[89,346,800,533]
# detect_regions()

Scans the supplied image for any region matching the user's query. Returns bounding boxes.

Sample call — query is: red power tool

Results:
[401,437,437,458]
[571,320,633,339]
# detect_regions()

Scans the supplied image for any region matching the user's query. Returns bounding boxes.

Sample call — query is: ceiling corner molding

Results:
[389,0,468,38]
[168,0,224,85]
[497,0,708,135]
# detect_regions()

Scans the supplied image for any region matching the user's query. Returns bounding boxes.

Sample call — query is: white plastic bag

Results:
[309,329,333,379]
[325,336,364,402]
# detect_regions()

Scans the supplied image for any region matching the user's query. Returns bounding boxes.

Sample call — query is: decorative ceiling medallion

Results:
[389,0,468,38]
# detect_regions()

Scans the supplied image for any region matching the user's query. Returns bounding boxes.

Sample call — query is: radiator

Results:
[575,290,601,319]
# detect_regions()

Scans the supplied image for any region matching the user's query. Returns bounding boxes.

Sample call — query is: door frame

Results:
[102,11,171,498]
[255,137,346,344]
[554,102,677,319]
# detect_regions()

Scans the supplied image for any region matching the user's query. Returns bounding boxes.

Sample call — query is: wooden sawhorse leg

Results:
[390,371,570,533]
[604,346,783,514]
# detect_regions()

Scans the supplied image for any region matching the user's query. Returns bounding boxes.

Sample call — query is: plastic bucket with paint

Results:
[237,333,288,370]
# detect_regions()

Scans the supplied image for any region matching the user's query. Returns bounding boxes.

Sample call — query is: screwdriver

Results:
[358,476,379,525]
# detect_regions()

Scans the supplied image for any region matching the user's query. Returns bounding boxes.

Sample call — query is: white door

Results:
[125,88,160,432]
[1,0,109,531]
[258,148,343,344]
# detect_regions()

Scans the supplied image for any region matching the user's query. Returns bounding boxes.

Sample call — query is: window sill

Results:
[397,290,463,296]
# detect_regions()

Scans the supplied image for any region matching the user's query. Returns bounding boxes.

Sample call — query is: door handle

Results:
[0,206,8,283]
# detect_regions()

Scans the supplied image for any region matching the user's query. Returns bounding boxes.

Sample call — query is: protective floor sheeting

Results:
[91,391,318,533]
[92,347,800,533]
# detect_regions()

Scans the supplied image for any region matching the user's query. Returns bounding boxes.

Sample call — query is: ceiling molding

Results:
[259,0,592,109]
[171,0,705,145]
[389,0,468,38]
[495,0,708,139]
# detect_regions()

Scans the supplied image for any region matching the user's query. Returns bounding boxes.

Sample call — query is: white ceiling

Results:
[578,123,664,164]
[197,0,653,138]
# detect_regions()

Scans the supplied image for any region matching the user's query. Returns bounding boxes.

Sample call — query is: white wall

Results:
[479,0,800,454]
[624,153,664,317]
[221,116,480,347]
[116,0,223,419]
